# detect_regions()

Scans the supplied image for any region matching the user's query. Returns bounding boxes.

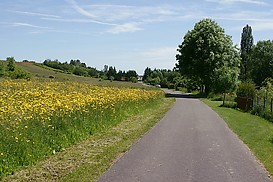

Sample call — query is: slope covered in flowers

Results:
[0,79,164,178]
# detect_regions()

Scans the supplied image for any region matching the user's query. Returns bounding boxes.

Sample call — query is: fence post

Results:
[223,93,226,106]
[270,98,273,113]
[264,97,266,110]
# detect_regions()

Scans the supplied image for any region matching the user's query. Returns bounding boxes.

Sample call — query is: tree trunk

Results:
[205,84,210,95]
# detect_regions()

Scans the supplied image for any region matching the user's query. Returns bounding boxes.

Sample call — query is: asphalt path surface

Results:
[97,90,272,182]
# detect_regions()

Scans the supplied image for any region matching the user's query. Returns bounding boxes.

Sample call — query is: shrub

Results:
[9,68,31,79]
[236,81,256,98]
[130,77,138,83]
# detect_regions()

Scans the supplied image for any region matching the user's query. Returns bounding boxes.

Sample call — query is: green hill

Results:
[16,62,145,88]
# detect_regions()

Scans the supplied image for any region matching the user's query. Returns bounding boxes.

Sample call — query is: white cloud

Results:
[66,0,97,18]
[251,21,273,31]
[213,11,272,21]
[11,22,49,29]
[9,10,60,18]
[86,4,179,22]
[206,0,267,5]
[42,17,117,26]
[106,23,143,34]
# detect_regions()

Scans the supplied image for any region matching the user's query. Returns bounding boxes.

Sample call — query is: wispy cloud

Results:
[206,9,273,31]
[11,22,49,29]
[106,23,143,34]
[63,1,186,34]
[42,17,117,26]
[66,0,97,18]
[212,10,272,21]
[85,4,180,22]
[250,21,273,31]
[9,10,60,18]
[206,0,267,5]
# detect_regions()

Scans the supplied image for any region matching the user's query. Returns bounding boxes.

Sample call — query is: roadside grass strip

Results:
[203,99,273,177]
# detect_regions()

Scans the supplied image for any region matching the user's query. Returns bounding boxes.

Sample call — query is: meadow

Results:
[0,79,164,179]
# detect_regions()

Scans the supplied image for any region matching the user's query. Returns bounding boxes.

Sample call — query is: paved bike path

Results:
[97,92,271,182]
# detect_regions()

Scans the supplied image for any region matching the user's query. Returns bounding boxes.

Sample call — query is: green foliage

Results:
[109,76,115,82]
[160,78,169,88]
[0,58,31,79]
[262,77,273,90]
[251,84,273,121]
[7,57,16,71]
[176,18,241,94]
[43,59,99,77]
[143,67,181,89]
[9,68,31,79]
[125,70,138,81]
[0,61,5,76]
[107,66,117,79]
[143,67,152,81]
[213,65,239,93]
[129,77,138,83]
[250,40,273,86]
[43,60,137,83]
[73,67,88,76]
[236,81,256,98]
[240,24,254,81]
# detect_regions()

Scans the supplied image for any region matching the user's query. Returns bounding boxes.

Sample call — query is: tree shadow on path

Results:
[165,93,203,99]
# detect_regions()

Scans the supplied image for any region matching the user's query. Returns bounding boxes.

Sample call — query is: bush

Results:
[236,81,256,98]
[9,68,31,79]
[130,77,138,83]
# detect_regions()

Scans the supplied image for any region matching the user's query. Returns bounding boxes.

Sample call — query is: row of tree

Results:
[102,65,138,82]
[43,59,139,82]
[240,26,273,86]
[142,67,201,92]
[175,18,273,95]
[43,59,98,77]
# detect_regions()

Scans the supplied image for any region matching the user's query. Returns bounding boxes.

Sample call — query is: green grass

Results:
[203,99,273,176]
[3,97,175,181]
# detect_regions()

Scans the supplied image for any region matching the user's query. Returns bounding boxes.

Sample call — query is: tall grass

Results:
[0,79,164,179]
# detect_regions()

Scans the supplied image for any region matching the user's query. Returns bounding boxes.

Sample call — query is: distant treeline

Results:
[43,59,138,82]
[142,67,198,92]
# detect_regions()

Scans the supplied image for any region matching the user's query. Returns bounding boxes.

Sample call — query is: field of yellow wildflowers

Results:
[0,79,163,178]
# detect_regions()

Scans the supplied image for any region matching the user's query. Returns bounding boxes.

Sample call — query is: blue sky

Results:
[1,0,273,74]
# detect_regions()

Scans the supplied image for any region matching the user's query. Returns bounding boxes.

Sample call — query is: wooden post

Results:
[223,93,226,106]
[263,96,266,110]
[270,98,273,113]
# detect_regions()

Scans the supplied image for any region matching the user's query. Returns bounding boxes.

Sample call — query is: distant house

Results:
[138,75,143,81]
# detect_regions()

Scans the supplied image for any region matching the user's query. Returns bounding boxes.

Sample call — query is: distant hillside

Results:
[16,62,145,88]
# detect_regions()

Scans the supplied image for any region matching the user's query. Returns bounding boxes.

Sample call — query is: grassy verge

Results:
[203,99,273,176]
[3,97,175,181]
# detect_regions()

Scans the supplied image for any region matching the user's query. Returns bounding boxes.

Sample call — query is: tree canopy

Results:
[176,18,241,94]
[240,24,254,81]
[250,40,273,86]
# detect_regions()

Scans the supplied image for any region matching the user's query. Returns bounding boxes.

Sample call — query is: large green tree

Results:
[251,40,273,86]
[240,24,254,81]
[176,18,241,94]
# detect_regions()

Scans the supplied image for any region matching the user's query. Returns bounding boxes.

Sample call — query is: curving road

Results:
[97,90,271,182]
